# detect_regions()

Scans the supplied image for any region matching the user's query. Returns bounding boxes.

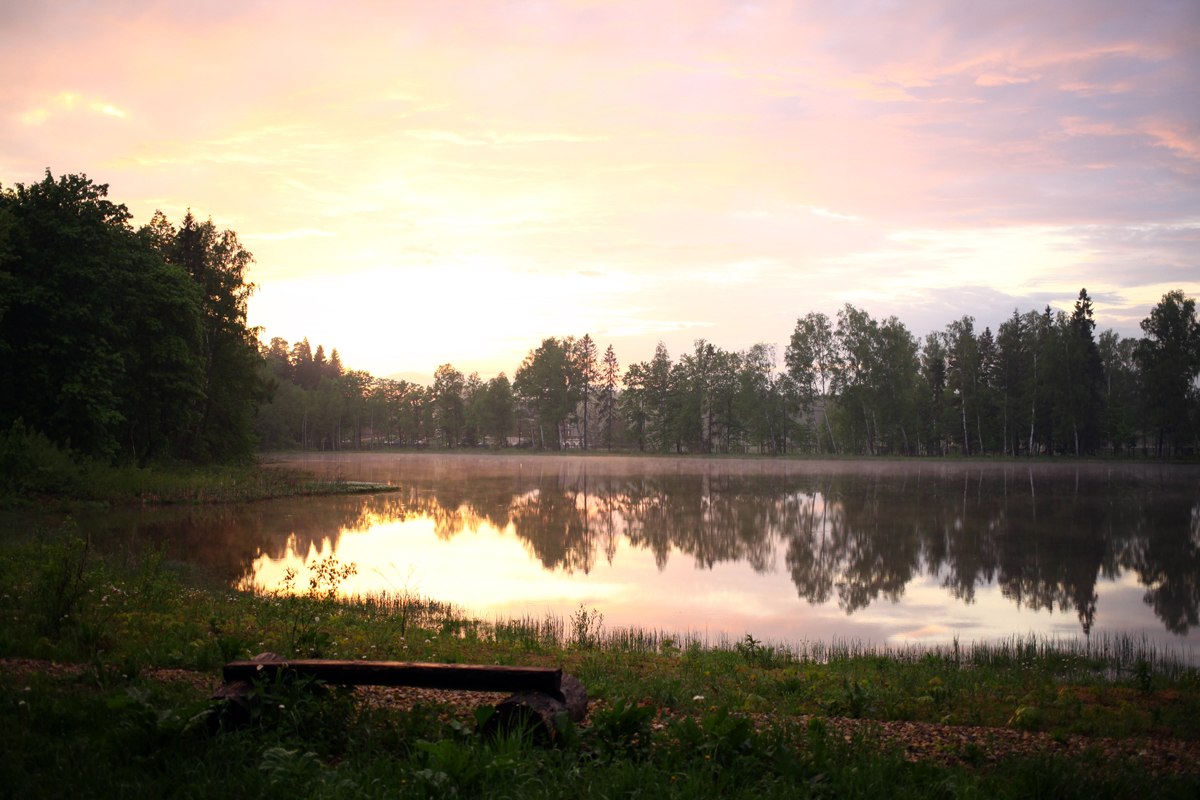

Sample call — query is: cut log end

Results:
[483,673,588,744]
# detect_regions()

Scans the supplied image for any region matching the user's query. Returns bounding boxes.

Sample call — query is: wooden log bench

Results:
[213,653,588,743]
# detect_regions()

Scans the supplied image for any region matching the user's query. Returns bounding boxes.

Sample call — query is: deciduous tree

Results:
[1135,290,1200,456]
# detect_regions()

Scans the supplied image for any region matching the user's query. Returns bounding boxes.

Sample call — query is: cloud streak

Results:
[1,0,1196,377]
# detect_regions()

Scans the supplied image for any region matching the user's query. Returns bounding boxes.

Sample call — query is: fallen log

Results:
[222,658,563,696]
[212,653,587,743]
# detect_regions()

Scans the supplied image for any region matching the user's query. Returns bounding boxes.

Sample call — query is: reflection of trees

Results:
[71,462,1200,635]
[988,472,1115,635]
[785,484,839,604]
[619,473,783,573]
[76,493,419,587]
[387,464,1199,635]
[509,476,597,574]
[1128,498,1200,634]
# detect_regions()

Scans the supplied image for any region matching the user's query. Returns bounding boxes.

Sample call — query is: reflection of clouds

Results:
[893,624,951,641]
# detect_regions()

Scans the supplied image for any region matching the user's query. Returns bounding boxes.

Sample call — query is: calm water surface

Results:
[28,454,1200,654]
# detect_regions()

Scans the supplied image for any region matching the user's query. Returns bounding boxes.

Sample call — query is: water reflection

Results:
[45,457,1200,642]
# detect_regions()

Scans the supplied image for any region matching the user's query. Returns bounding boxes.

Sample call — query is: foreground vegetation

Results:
[2,526,1198,798]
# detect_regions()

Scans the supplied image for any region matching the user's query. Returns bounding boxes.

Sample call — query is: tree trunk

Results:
[1028,353,1037,456]
[960,400,970,456]
[1002,389,1009,455]
[582,388,589,450]
[824,404,838,455]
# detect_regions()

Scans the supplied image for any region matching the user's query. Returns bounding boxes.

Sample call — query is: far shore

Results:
[262,449,1200,479]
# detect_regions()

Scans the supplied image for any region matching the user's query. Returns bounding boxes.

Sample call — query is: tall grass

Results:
[458,601,1197,677]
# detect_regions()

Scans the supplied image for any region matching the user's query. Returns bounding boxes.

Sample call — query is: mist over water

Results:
[38,454,1200,655]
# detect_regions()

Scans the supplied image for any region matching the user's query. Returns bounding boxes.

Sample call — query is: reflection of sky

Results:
[249,504,1199,658]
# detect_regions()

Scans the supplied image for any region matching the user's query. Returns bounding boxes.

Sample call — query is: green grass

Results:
[1,460,393,511]
[1,528,1198,798]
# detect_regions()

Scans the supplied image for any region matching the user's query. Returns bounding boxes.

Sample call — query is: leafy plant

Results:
[258,746,324,790]
[825,677,875,718]
[26,521,93,638]
[586,698,656,760]
[570,604,604,650]
[735,633,789,669]
[269,556,358,657]
[1009,704,1044,732]
[1133,657,1153,693]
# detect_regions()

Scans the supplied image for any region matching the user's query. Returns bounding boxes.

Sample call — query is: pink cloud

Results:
[1,0,1196,374]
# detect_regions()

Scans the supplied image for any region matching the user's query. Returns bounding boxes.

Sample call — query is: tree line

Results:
[2,171,1196,463]
[1,171,262,466]
[256,290,1200,458]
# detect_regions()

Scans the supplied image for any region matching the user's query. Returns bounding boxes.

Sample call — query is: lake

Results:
[21,453,1200,657]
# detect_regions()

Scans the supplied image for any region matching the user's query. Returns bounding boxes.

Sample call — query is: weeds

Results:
[267,556,358,657]
[586,698,655,760]
[735,633,791,669]
[26,521,92,637]
[825,677,877,718]
[570,604,604,650]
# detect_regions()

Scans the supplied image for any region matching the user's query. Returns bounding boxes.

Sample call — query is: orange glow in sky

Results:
[3,1,1197,380]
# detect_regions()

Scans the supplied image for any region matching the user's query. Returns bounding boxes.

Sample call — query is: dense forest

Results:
[2,172,1198,467]
[0,171,262,469]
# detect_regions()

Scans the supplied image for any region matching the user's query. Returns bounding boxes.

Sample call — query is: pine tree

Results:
[599,345,619,450]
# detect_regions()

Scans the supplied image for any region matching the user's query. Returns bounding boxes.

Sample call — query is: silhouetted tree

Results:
[514,338,578,449]
[152,210,262,461]
[431,364,466,447]
[1,173,204,463]
[1135,290,1200,456]
[598,345,619,450]
[786,312,840,453]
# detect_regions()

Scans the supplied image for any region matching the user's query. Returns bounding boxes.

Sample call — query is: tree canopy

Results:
[0,171,262,464]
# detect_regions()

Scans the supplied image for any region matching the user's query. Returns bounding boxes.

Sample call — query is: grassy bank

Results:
[0,453,393,510]
[2,528,1198,798]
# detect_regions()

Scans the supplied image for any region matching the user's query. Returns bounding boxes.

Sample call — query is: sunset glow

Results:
[3,0,1197,379]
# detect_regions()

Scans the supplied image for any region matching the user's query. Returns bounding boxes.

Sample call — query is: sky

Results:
[3,0,1198,382]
